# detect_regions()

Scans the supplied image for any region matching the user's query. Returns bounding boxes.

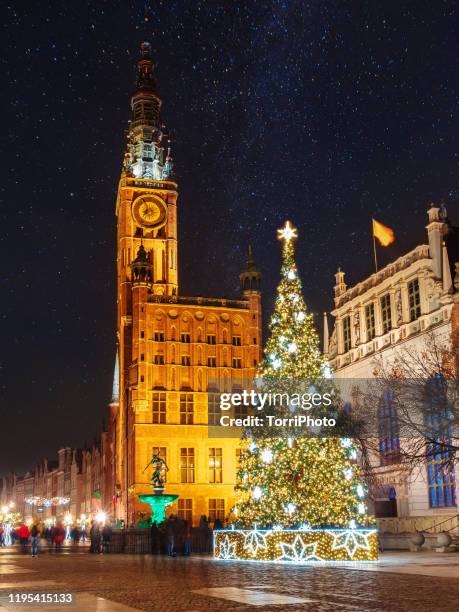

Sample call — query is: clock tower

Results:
[110,43,262,525]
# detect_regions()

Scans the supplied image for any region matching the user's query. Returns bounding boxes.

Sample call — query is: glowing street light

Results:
[95,511,106,524]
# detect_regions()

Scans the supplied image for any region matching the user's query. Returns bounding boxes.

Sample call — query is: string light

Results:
[215,528,378,562]
[227,220,378,563]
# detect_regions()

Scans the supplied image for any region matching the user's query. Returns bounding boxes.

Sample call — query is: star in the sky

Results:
[277,220,298,242]
[279,536,320,562]
[331,529,374,559]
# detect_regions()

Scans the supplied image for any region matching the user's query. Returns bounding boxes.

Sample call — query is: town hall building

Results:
[108,43,262,525]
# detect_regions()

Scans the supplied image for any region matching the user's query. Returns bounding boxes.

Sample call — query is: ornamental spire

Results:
[125,42,174,181]
[110,349,120,404]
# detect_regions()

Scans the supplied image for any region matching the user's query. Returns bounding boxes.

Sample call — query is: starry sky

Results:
[1,1,458,474]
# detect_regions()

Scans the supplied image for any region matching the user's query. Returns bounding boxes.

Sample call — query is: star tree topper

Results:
[277,220,298,243]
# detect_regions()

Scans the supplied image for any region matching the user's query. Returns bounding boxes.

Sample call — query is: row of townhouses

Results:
[0,440,109,524]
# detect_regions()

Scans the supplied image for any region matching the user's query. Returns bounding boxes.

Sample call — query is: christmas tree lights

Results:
[219,221,378,562]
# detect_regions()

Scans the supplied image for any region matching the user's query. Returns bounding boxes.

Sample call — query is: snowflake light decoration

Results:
[243,529,269,556]
[279,536,320,562]
[218,536,237,560]
[331,529,375,559]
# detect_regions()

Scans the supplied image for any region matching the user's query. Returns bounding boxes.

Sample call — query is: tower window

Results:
[232,336,242,346]
[207,357,217,368]
[154,354,164,365]
[380,294,392,334]
[180,448,195,483]
[152,393,166,424]
[154,331,165,342]
[207,334,216,345]
[232,358,242,369]
[408,279,421,321]
[365,303,375,342]
[140,354,145,361]
[342,316,351,353]
[181,355,191,366]
[209,448,223,483]
[180,393,194,424]
[181,332,191,343]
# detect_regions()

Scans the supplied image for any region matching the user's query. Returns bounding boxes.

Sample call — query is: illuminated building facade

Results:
[109,43,262,524]
[326,206,459,526]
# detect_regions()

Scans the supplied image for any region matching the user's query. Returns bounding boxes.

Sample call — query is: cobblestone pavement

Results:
[1,547,459,611]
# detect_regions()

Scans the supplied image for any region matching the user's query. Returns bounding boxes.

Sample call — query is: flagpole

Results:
[372,218,378,273]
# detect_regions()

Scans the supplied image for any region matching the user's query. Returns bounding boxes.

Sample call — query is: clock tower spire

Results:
[114,43,179,518]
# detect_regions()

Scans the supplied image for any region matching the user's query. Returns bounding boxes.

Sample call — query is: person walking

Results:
[183,520,192,556]
[30,523,40,557]
[71,525,80,545]
[102,523,111,554]
[89,521,101,554]
[53,522,65,553]
[18,523,30,554]
[165,516,176,557]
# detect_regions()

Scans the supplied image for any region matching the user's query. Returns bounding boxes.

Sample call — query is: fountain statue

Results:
[138,452,179,525]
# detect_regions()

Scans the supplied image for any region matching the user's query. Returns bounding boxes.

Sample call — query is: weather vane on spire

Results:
[277,220,298,243]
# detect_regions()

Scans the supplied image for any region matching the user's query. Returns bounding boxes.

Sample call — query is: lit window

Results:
[208,393,220,425]
[426,376,456,508]
[180,448,195,483]
[408,279,421,321]
[177,498,192,522]
[152,393,166,424]
[365,303,375,341]
[378,392,400,466]
[342,316,351,352]
[209,448,223,483]
[180,393,194,424]
[380,294,392,334]
[208,498,225,523]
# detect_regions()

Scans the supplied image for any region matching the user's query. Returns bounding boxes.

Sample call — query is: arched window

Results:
[425,375,456,508]
[378,391,400,466]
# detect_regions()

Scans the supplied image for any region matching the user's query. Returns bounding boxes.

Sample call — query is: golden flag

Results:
[372,218,395,247]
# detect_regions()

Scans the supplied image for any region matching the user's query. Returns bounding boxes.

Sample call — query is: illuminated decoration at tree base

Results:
[214,528,379,562]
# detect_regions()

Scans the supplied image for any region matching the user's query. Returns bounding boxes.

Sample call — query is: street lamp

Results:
[95,511,106,525]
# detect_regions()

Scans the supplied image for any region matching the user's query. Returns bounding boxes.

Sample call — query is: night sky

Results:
[1,1,458,474]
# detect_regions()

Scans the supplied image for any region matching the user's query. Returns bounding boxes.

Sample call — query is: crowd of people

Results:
[0,514,222,557]
[0,521,111,556]
[150,514,222,556]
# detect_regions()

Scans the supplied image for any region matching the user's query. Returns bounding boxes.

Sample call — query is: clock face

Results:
[132,195,166,229]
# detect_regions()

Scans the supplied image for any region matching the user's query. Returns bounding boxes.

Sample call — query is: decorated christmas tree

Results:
[214,222,378,562]
[233,220,372,529]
